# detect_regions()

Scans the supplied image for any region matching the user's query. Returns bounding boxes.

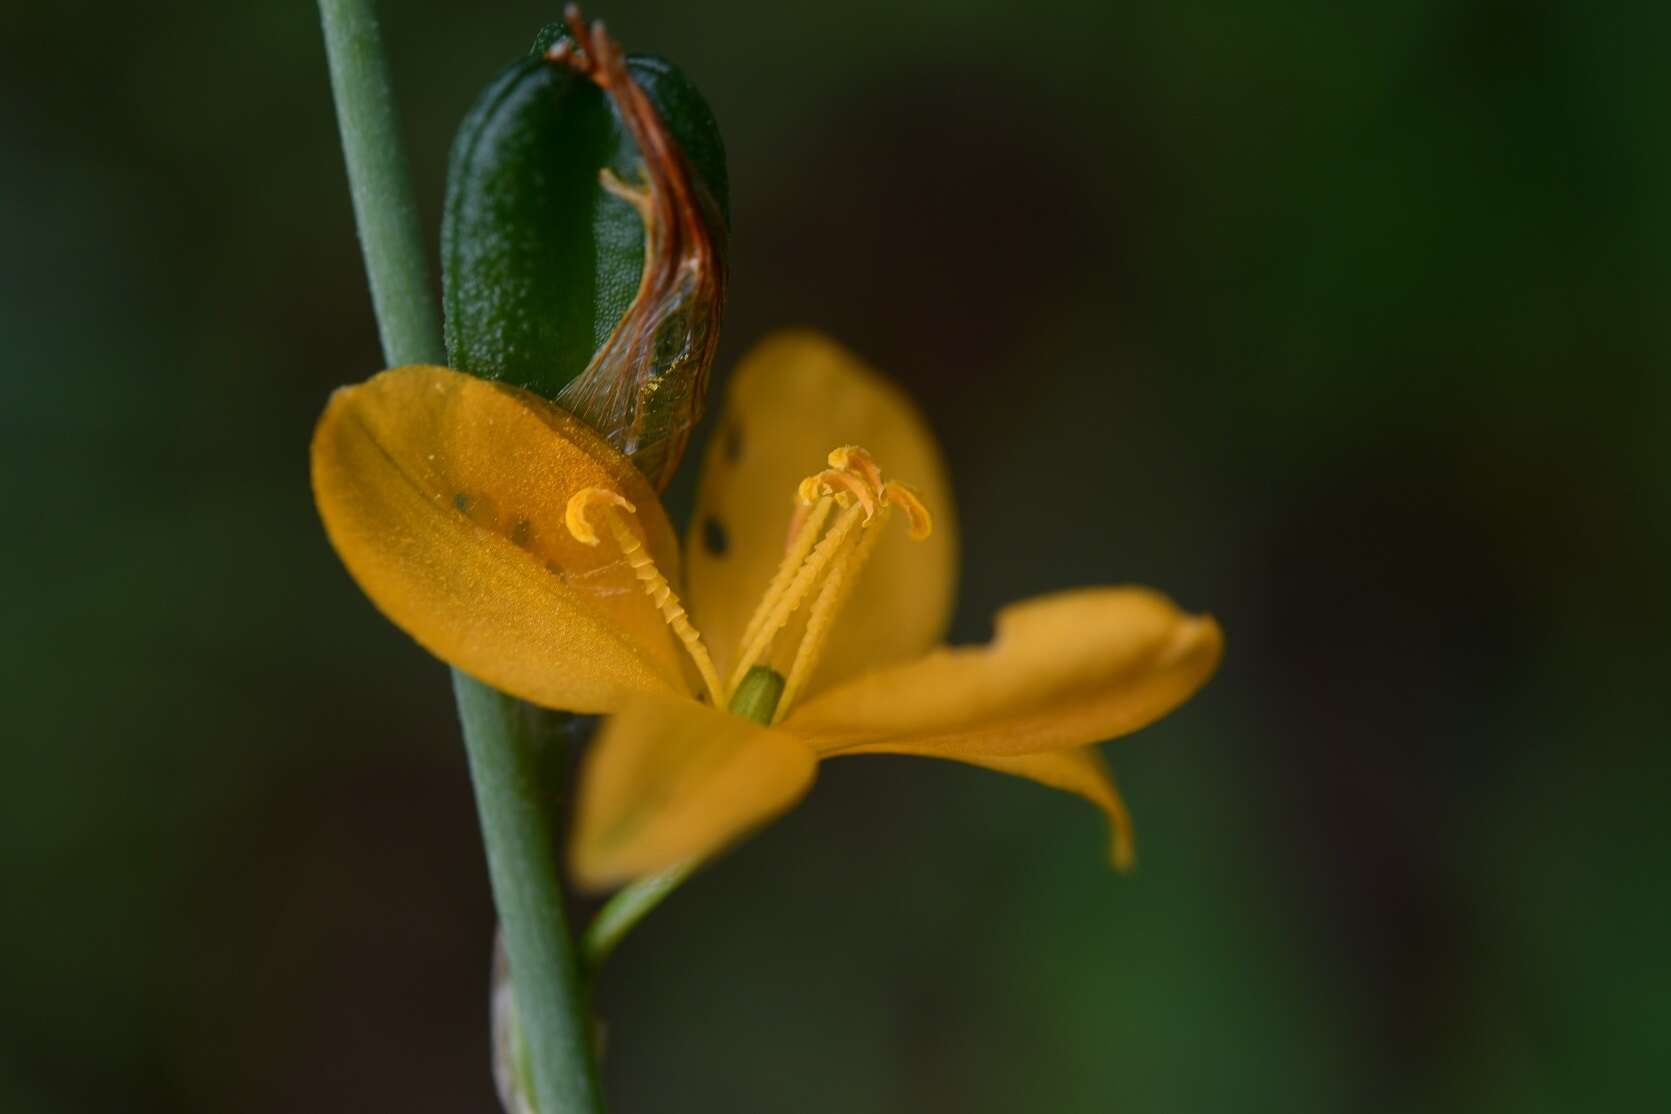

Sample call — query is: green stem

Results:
[456,675,604,1112]
[318,0,445,368]
[318,3,603,1111]
[583,863,695,970]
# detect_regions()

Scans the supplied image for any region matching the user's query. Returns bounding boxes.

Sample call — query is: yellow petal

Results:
[311,365,691,712]
[571,695,818,889]
[685,331,959,693]
[784,587,1222,757]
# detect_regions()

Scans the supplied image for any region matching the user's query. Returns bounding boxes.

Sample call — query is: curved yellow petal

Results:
[311,365,691,713]
[784,587,1222,758]
[685,331,959,693]
[570,695,818,889]
[843,746,1136,870]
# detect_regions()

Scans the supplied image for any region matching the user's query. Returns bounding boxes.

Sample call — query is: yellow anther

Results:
[724,445,939,716]
[828,444,884,491]
[798,468,877,519]
[883,481,933,540]
[565,487,636,547]
[563,486,724,706]
[794,475,824,505]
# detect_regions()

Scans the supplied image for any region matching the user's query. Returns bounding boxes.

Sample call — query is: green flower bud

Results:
[443,7,729,490]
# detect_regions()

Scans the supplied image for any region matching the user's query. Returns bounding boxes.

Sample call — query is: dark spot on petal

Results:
[702,516,729,557]
[453,493,471,513]
[724,422,744,463]
[510,518,532,547]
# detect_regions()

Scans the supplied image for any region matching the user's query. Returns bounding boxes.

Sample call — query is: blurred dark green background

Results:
[5,1,1668,1110]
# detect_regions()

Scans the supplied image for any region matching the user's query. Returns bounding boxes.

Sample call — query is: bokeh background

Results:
[5,1,1668,1110]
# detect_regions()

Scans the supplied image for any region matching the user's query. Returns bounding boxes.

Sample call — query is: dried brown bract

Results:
[548,4,727,491]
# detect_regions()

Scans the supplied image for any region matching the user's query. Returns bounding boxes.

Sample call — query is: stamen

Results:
[775,506,890,721]
[727,502,866,693]
[564,487,725,705]
[565,487,634,546]
[828,445,883,492]
[783,500,815,553]
[770,464,937,720]
[797,468,877,519]
[735,496,834,661]
[883,481,934,540]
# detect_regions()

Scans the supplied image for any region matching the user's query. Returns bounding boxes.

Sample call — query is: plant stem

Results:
[318,0,444,368]
[456,674,604,1112]
[583,863,694,970]
[318,3,603,1110]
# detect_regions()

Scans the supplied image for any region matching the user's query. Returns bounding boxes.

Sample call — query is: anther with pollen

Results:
[566,487,725,706]
[561,443,933,722]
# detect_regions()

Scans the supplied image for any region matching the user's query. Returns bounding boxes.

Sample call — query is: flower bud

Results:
[443,7,729,490]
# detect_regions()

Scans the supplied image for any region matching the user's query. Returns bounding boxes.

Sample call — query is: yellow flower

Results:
[312,331,1222,889]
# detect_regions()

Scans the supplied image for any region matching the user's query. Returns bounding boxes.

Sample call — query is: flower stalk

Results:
[317,0,443,368]
[455,674,604,1113]
[318,2,603,1110]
